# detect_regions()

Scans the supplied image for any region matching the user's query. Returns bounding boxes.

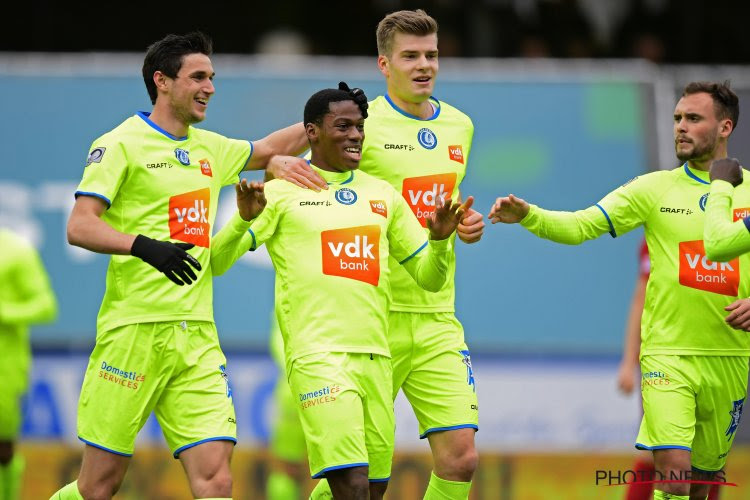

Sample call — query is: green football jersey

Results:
[211,165,451,367]
[359,95,474,312]
[76,112,251,332]
[523,163,750,356]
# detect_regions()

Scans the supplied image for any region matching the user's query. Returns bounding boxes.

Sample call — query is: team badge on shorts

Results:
[417,128,437,150]
[460,350,476,392]
[219,365,233,399]
[335,188,357,205]
[175,148,191,166]
[726,397,745,440]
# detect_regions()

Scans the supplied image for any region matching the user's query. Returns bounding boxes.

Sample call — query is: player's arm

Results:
[244,123,326,191]
[211,181,275,276]
[703,158,750,262]
[67,196,201,286]
[1,242,57,325]
[617,272,647,394]
[488,194,611,244]
[393,195,470,292]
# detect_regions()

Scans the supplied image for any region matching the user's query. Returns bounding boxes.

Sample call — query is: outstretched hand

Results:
[488,194,530,224]
[710,157,743,187]
[724,298,750,331]
[457,207,485,244]
[427,195,474,241]
[267,155,328,191]
[236,178,267,221]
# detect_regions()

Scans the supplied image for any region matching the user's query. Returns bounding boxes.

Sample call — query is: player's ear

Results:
[153,71,169,92]
[720,118,734,138]
[305,122,319,143]
[377,55,389,78]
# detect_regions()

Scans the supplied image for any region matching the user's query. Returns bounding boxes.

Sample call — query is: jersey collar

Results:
[682,162,710,185]
[309,162,355,185]
[384,94,441,121]
[136,111,188,141]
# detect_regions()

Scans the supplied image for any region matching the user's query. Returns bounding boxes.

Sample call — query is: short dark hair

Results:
[304,82,368,126]
[142,31,213,105]
[682,80,740,131]
[376,9,438,56]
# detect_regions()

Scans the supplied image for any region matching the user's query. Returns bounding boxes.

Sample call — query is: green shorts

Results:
[288,352,394,481]
[0,330,30,441]
[77,321,237,457]
[389,311,478,438]
[636,354,748,471]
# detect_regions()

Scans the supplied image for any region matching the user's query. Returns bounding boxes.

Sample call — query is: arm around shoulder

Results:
[703,180,750,262]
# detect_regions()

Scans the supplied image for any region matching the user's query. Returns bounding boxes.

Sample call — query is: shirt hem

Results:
[97,313,215,333]
[641,348,750,357]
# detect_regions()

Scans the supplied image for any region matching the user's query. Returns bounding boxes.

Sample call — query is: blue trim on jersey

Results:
[236,140,254,177]
[137,111,188,141]
[75,191,112,209]
[595,203,617,238]
[384,94,441,121]
[369,477,390,483]
[420,424,478,439]
[683,162,710,185]
[78,437,133,456]
[172,436,237,458]
[635,442,691,452]
[312,462,369,479]
[340,170,354,184]
[247,228,257,251]
[399,241,428,264]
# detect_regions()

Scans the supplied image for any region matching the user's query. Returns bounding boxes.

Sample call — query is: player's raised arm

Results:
[703,158,750,262]
[244,122,327,191]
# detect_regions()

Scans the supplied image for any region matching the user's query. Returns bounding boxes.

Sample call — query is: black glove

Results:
[130,234,202,286]
[710,157,743,187]
[339,81,368,118]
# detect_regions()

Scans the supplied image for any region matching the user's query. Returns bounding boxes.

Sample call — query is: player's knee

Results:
[436,445,478,480]
[77,477,123,500]
[193,469,233,497]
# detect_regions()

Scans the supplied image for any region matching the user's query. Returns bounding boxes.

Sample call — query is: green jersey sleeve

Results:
[387,193,450,292]
[704,179,750,262]
[520,204,611,244]
[76,137,129,207]
[218,137,253,186]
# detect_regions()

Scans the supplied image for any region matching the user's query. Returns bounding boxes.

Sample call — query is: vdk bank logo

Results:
[321,225,380,285]
[402,173,457,227]
[678,240,739,296]
[169,188,211,247]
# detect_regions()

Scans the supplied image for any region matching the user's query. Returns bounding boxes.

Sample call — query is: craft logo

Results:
[321,225,380,286]
[335,188,357,205]
[369,200,387,218]
[299,384,341,409]
[418,127,437,150]
[199,159,213,177]
[98,361,145,390]
[402,173,457,227]
[448,145,464,164]
[384,143,414,151]
[725,397,744,440]
[169,188,210,248]
[733,208,750,221]
[86,147,106,166]
[175,148,190,166]
[678,240,739,296]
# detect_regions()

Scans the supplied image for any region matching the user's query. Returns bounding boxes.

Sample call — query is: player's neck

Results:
[148,106,189,138]
[309,155,353,173]
[688,145,728,171]
[387,92,433,120]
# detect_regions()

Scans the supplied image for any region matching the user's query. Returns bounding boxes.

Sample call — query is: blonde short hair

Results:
[376,9,438,57]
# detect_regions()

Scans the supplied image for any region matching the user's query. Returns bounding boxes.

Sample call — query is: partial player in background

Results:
[52,31,321,500]
[489,81,747,500]
[211,83,469,499]
[617,240,720,500]
[0,228,57,500]
[310,10,483,500]
[266,310,308,500]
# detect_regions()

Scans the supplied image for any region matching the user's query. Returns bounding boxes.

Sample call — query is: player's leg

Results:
[289,352,373,498]
[361,354,395,500]
[267,373,307,500]
[625,450,656,500]
[394,312,478,498]
[637,355,698,497]
[160,322,236,499]
[688,356,747,500]
[53,323,172,499]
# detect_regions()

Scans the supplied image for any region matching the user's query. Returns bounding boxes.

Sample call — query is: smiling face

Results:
[378,32,438,105]
[307,100,365,172]
[162,52,215,125]
[673,92,730,163]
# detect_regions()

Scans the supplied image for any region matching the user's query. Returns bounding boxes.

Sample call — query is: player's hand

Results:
[616,362,637,395]
[488,194,530,224]
[236,178,266,221]
[130,235,202,286]
[427,195,473,241]
[457,207,485,244]
[267,155,327,191]
[724,298,750,331]
[710,157,743,187]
